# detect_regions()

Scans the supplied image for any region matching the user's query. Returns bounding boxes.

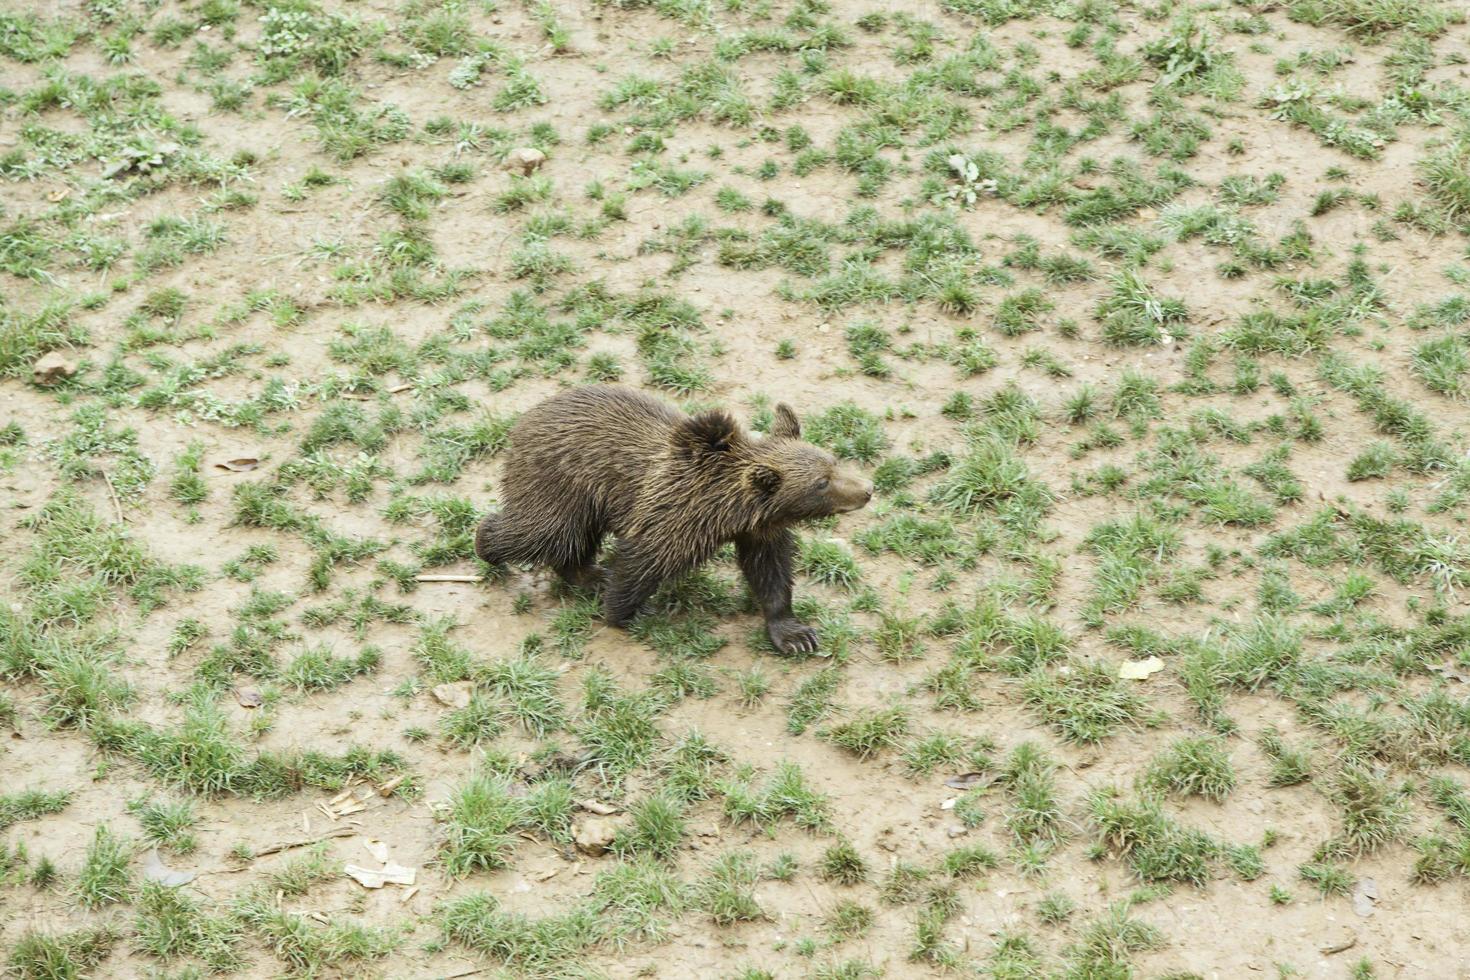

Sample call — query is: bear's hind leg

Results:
[552,521,608,592]
[602,538,672,628]
[477,496,601,576]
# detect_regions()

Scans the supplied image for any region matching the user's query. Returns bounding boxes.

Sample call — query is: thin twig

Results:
[101,471,125,524]
[201,827,357,874]
[415,574,484,583]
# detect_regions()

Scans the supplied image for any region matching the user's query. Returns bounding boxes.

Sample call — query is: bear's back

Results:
[508,384,682,489]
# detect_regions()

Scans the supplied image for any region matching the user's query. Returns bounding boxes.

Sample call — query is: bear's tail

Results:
[473,514,502,564]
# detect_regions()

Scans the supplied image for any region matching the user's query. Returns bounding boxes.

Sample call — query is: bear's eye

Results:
[816,478,831,491]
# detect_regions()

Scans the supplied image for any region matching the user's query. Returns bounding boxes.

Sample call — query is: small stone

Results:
[947,826,967,838]
[573,816,621,856]
[430,681,473,710]
[503,147,546,176]
[1352,877,1378,918]
[32,351,76,386]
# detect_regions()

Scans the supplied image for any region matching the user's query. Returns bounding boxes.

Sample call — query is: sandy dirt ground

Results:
[3,0,1470,977]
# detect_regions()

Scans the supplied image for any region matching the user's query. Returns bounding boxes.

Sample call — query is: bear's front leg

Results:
[736,529,819,655]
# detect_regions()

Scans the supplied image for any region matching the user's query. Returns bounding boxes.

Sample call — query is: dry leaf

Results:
[579,799,619,815]
[943,772,993,791]
[214,458,260,472]
[377,774,408,797]
[47,188,70,203]
[363,838,389,863]
[235,687,264,709]
[431,681,473,710]
[345,862,416,889]
[142,848,195,887]
[1118,656,1165,681]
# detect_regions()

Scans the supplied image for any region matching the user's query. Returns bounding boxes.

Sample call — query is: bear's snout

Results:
[829,473,874,513]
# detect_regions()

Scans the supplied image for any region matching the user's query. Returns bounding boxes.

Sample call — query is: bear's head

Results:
[675,403,873,523]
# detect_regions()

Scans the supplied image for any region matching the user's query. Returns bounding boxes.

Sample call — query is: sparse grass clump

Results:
[1089,790,1222,885]
[803,403,888,462]
[1022,660,1146,743]
[821,705,909,759]
[1145,736,1236,802]
[439,771,532,877]
[438,892,601,970]
[1326,762,1413,855]
[76,825,134,910]
[820,839,869,884]
[720,761,830,831]
[698,851,764,925]
[6,928,117,980]
[0,789,72,831]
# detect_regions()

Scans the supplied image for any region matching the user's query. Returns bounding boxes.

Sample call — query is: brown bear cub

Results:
[474,385,873,654]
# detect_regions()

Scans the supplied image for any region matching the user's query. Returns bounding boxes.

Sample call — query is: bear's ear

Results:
[749,464,783,497]
[770,403,801,439]
[676,410,740,456]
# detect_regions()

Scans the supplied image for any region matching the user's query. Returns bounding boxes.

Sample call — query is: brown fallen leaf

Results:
[943,772,994,791]
[235,687,264,709]
[377,774,408,797]
[579,799,619,815]
[363,838,390,864]
[431,681,474,710]
[142,848,195,887]
[214,458,260,472]
[47,188,70,203]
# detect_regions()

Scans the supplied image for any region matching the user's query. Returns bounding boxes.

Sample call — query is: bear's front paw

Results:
[769,618,820,655]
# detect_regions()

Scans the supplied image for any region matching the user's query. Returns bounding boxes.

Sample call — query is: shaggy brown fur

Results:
[474,385,872,654]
